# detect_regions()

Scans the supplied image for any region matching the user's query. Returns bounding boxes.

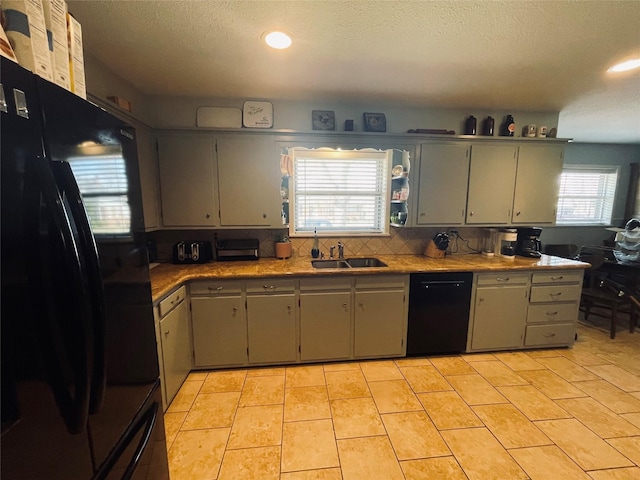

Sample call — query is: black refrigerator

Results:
[1,57,169,479]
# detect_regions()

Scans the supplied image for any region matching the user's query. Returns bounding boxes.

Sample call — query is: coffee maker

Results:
[494,228,518,259]
[516,227,543,258]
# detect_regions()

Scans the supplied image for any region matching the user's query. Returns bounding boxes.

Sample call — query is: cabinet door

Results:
[471,285,528,350]
[157,134,217,227]
[354,290,405,357]
[416,143,470,225]
[191,296,247,367]
[216,135,280,226]
[136,126,161,230]
[247,294,297,364]
[300,292,351,361]
[159,301,191,404]
[512,144,564,224]
[466,144,518,224]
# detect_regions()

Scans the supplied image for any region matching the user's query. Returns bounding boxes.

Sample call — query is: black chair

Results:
[579,252,638,339]
[544,244,579,259]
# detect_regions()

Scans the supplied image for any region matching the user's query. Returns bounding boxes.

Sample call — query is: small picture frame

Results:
[312,110,336,131]
[363,112,386,132]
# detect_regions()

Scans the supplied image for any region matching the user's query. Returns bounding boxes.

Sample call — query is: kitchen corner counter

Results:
[149,254,589,302]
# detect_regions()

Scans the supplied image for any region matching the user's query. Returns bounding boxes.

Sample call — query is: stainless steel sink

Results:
[311,260,351,269]
[345,257,388,268]
[311,257,387,269]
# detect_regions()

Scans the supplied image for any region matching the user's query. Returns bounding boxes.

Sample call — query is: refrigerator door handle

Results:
[26,157,92,434]
[51,161,107,415]
[92,401,159,480]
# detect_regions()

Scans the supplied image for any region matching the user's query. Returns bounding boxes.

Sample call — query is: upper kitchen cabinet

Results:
[135,126,161,231]
[416,143,470,226]
[216,134,281,227]
[157,133,218,227]
[512,144,564,224]
[466,144,518,224]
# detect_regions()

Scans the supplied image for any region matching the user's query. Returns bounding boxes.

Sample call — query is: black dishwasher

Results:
[407,272,473,355]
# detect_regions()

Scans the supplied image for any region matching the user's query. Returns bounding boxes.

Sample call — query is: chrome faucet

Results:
[338,241,344,259]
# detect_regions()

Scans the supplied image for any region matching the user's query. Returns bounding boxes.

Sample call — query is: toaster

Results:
[171,241,213,264]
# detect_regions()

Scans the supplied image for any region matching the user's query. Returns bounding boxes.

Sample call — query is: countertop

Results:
[149,253,589,302]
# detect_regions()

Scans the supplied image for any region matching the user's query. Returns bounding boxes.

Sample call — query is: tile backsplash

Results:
[148,227,485,262]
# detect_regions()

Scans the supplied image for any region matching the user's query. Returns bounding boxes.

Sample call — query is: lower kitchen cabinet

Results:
[470,273,529,351]
[156,286,191,408]
[354,276,408,358]
[299,278,352,361]
[246,279,298,364]
[190,280,247,367]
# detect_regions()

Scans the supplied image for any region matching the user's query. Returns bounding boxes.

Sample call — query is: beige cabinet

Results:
[470,273,529,351]
[157,286,191,406]
[524,270,581,347]
[466,144,518,224]
[216,135,281,227]
[135,125,161,230]
[157,133,218,227]
[246,279,298,364]
[416,143,470,225]
[512,144,564,224]
[190,280,247,367]
[354,276,408,358]
[299,278,352,361]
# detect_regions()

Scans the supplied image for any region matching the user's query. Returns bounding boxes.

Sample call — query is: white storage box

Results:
[42,0,70,90]
[2,0,53,80]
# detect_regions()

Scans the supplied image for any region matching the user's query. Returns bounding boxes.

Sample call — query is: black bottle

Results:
[482,116,495,136]
[500,115,515,136]
[464,115,477,135]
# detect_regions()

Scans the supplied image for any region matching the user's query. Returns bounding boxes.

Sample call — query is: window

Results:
[68,153,131,235]
[556,166,619,225]
[289,148,392,236]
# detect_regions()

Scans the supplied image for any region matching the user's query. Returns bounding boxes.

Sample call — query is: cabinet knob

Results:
[516,211,521,216]
[263,285,276,291]
[164,330,170,336]
[263,213,267,219]
[232,307,237,315]
[469,211,474,216]
[206,213,211,219]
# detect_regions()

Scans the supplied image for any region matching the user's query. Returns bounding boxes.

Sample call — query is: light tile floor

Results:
[164,322,640,480]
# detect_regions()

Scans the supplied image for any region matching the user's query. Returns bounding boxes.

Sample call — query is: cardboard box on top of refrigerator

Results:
[66,12,85,99]
[2,0,53,80]
[0,23,19,62]
[42,0,70,90]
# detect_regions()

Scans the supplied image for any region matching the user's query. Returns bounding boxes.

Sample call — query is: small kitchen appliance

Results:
[494,228,518,259]
[215,238,260,261]
[515,227,543,258]
[172,240,213,264]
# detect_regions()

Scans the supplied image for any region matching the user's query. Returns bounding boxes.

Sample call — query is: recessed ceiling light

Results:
[264,31,292,49]
[607,58,640,73]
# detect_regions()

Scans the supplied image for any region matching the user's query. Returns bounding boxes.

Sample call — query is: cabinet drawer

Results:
[524,323,575,347]
[527,303,578,324]
[532,271,582,284]
[476,272,529,286]
[159,286,186,317]
[246,278,295,294]
[530,284,581,303]
[300,277,352,291]
[355,275,407,290]
[190,280,243,296]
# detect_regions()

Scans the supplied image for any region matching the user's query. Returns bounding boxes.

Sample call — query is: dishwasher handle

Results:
[420,280,467,288]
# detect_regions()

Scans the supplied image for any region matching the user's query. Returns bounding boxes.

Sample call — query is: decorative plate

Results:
[243,101,273,128]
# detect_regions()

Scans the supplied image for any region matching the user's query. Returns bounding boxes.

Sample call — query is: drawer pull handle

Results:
[164,330,170,336]
[497,277,509,282]
[544,333,557,338]
[232,307,237,316]
[546,311,559,316]
[550,292,562,298]
[208,286,224,291]
[263,285,277,291]
[550,276,564,281]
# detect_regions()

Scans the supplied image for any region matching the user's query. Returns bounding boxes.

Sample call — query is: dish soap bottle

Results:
[311,228,320,258]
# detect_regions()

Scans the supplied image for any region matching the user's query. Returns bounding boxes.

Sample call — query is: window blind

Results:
[290,149,391,235]
[68,154,131,235]
[556,167,618,225]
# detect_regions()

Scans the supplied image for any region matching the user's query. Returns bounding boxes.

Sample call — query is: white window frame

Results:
[555,165,619,226]
[288,147,392,237]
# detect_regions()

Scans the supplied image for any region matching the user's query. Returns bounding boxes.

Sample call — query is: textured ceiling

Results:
[66,0,640,143]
